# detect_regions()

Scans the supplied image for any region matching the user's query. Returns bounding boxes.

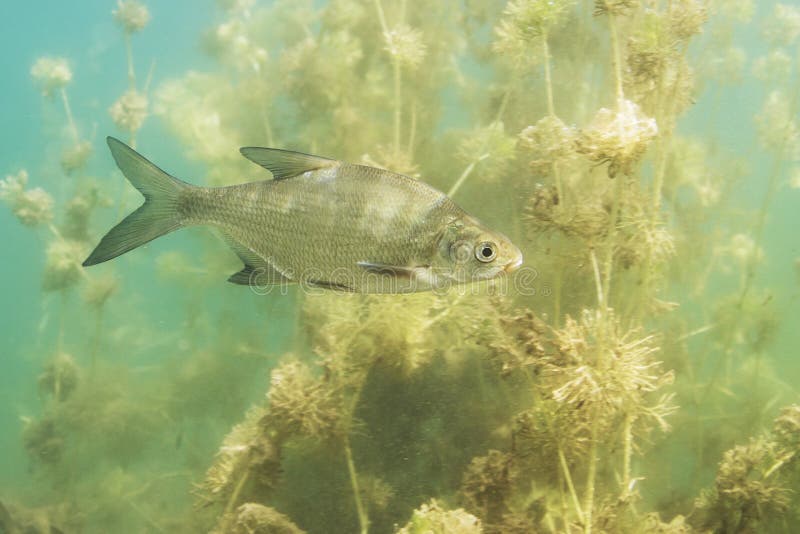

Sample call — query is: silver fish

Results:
[83,137,523,293]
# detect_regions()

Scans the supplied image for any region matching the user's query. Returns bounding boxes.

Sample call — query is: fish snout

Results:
[504,248,523,273]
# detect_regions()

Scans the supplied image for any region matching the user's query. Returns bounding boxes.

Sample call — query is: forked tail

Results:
[83,137,192,266]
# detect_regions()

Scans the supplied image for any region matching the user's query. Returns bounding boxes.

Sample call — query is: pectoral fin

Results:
[357,262,428,279]
[305,279,354,292]
[357,261,441,292]
[239,147,338,180]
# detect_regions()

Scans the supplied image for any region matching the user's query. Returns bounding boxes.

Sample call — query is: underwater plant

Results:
[691,404,800,532]
[396,499,481,534]
[0,170,54,228]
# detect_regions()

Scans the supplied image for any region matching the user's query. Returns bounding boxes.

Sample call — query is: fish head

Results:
[436,215,523,283]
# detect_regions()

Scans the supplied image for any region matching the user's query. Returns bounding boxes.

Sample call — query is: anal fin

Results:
[228,264,293,286]
[218,230,294,287]
[357,261,426,278]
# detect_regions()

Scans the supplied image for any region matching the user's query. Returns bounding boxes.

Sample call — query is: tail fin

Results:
[83,137,191,266]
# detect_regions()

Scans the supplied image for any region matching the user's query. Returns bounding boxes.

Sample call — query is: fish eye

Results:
[475,242,497,263]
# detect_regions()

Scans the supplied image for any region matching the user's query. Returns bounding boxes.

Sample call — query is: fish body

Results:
[84,137,522,293]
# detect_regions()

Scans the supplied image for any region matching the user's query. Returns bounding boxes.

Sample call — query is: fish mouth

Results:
[504,255,523,273]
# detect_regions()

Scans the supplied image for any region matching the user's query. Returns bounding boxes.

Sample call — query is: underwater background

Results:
[1,0,799,532]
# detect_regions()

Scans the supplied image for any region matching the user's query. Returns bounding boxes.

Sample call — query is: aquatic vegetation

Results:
[42,238,87,292]
[519,116,577,178]
[396,499,481,534]
[457,121,517,184]
[0,170,54,228]
[109,89,149,134]
[2,0,799,533]
[29,57,72,97]
[493,0,575,67]
[213,503,306,534]
[691,405,800,532]
[37,352,80,402]
[755,90,800,159]
[81,273,118,309]
[761,3,800,47]
[59,140,93,175]
[575,99,658,178]
[113,0,150,34]
[383,24,427,70]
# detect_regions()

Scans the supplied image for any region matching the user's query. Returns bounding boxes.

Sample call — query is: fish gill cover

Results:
[0,0,799,533]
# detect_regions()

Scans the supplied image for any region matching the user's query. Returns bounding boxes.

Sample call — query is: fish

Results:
[83,137,523,293]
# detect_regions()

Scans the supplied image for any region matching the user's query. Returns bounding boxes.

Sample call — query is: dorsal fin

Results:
[239,147,338,180]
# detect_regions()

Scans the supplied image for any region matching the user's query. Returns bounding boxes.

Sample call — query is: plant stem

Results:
[59,88,79,144]
[373,0,403,159]
[224,469,250,516]
[125,33,136,89]
[345,437,369,534]
[374,0,388,33]
[584,415,599,534]
[542,32,555,118]
[448,154,488,197]
[57,289,66,353]
[261,107,275,147]
[558,446,585,524]
[636,43,685,322]
[553,268,562,328]
[407,98,417,159]
[393,55,402,158]
[601,177,622,307]
[542,31,564,203]
[590,248,604,307]
[621,412,632,491]
[89,306,104,377]
[54,362,61,402]
[606,9,624,105]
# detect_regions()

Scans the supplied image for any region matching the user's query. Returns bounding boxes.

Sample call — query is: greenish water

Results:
[1,1,798,533]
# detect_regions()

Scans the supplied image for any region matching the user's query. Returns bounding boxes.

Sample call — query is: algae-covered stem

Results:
[521,370,584,528]
[583,412,600,534]
[447,154,488,198]
[222,469,250,527]
[131,60,155,150]
[373,0,404,159]
[344,437,369,534]
[607,10,624,106]
[407,98,417,160]
[59,88,79,144]
[600,4,627,309]
[584,249,603,534]
[635,36,687,322]
[621,412,633,491]
[540,24,565,325]
[393,52,402,158]
[558,445,585,526]
[586,5,631,532]
[125,33,136,89]
[589,248,604,307]
[341,357,373,534]
[541,29,564,202]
